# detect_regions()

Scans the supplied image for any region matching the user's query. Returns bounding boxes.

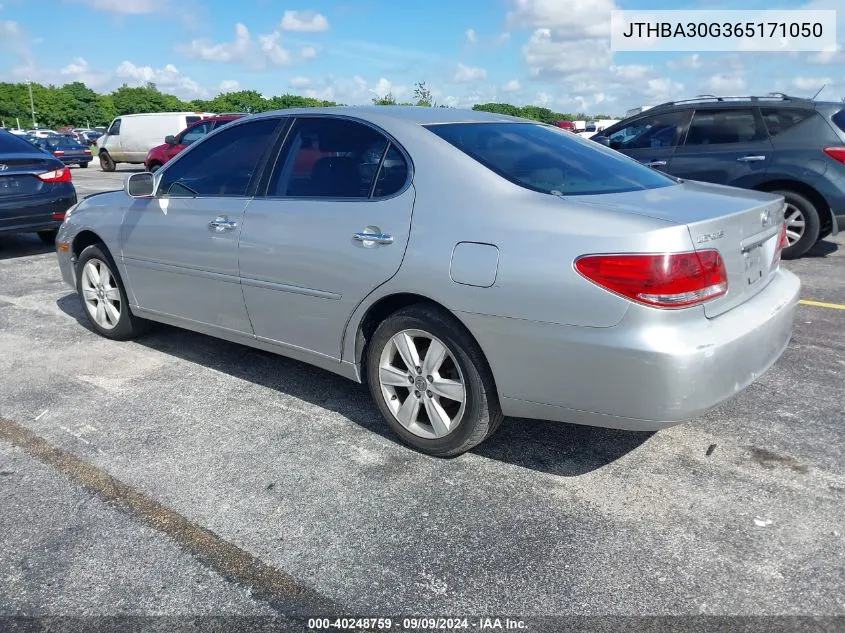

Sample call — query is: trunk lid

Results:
[574,180,785,317]
[0,153,63,199]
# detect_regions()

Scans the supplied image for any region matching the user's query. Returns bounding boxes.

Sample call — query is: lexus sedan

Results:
[55,107,800,456]
[1,129,77,243]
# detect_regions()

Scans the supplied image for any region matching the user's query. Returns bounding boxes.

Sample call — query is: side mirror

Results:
[165,135,177,145]
[125,172,155,198]
[592,135,611,147]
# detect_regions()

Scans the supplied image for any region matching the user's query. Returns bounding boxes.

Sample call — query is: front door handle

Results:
[737,155,767,162]
[208,216,237,231]
[354,232,394,245]
[643,160,667,167]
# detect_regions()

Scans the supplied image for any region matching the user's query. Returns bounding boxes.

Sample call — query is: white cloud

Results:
[453,63,487,83]
[702,73,747,94]
[115,61,207,98]
[64,0,168,13]
[58,56,111,87]
[465,28,478,44]
[793,76,833,92]
[667,54,702,70]
[178,23,292,68]
[280,10,329,32]
[522,29,612,78]
[502,79,521,92]
[289,76,312,89]
[300,46,317,60]
[507,0,618,39]
[807,44,843,65]
[218,79,240,92]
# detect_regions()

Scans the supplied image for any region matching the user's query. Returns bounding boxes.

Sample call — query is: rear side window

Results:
[760,108,815,137]
[685,109,766,145]
[0,131,39,153]
[427,122,676,196]
[831,110,845,134]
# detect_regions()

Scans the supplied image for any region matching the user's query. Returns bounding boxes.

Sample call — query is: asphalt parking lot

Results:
[1,165,844,624]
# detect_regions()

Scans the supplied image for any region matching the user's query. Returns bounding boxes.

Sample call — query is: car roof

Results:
[250,106,526,126]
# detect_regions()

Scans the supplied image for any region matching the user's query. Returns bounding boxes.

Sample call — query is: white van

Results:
[96,112,215,171]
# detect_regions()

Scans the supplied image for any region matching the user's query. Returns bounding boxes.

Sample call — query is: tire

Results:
[75,243,151,341]
[80,162,89,169]
[99,151,116,172]
[776,190,821,260]
[366,303,503,457]
[37,229,58,244]
[148,162,162,174]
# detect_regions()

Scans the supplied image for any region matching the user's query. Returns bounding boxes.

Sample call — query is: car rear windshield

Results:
[831,110,845,134]
[425,122,676,196]
[0,131,39,154]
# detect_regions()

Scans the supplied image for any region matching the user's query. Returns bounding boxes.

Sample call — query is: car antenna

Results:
[812,84,827,100]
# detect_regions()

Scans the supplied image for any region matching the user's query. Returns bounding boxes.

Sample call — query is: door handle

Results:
[354,232,394,245]
[208,216,237,231]
[737,155,767,162]
[643,160,667,167]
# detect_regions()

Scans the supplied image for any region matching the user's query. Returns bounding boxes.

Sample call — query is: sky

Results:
[0,0,843,115]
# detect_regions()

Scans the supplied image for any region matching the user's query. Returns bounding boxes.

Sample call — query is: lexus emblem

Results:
[760,209,771,227]
[0,164,8,171]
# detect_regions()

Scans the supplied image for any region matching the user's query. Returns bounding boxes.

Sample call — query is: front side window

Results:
[427,122,676,196]
[684,109,766,146]
[107,118,121,135]
[158,118,280,198]
[269,117,408,199]
[606,111,689,150]
[179,122,211,146]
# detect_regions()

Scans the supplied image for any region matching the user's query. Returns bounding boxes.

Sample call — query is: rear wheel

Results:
[776,190,820,259]
[75,244,151,340]
[80,162,89,169]
[99,151,116,172]
[148,162,162,173]
[366,304,503,457]
[37,230,57,244]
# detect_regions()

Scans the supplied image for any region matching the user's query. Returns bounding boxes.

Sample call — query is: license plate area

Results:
[742,243,765,286]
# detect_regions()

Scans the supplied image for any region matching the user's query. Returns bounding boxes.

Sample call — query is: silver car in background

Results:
[55,107,800,456]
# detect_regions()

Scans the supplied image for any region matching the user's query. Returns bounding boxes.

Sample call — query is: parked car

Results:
[595,94,845,258]
[554,120,576,132]
[144,114,245,172]
[96,111,215,172]
[34,135,93,168]
[0,130,77,243]
[26,129,60,138]
[80,130,102,145]
[55,107,799,457]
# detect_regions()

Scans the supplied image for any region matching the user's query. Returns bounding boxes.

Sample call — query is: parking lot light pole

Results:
[27,80,36,128]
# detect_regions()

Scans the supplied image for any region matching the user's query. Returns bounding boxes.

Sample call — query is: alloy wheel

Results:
[377,329,466,439]
[81,258,121,330]
[784,203,805,247]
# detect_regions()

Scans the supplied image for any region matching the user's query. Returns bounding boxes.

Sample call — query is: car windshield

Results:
[0,131,39,153]
[426,122,676,196]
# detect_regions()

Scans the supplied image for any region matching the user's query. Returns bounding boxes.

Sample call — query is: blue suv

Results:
[595,94,845,259]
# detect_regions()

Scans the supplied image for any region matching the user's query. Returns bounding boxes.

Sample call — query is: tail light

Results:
[37,167,72,183]
[574,250,728,308]
[823,147,845,163]
[84,149,91,154]
[773,221,788,265]
[53,150,65,156]
[52,211,66,220]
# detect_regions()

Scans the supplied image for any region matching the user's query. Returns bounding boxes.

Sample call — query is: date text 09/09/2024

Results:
[307,617,528,630]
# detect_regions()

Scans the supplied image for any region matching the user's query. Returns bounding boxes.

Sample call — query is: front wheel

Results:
[99,151,116,172]
[75,244,151,340]
[366,304,503,457]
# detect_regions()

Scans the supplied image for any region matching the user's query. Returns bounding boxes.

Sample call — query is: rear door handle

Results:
[208,216,237,231]
[354,232,394,245]
[643,160,667,167]
[737,155,767,162]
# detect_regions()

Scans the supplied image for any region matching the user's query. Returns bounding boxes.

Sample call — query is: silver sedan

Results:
[55,107,801,456]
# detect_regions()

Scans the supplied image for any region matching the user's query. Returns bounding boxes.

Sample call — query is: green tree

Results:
[472,102,521,117]
[413,81,433,107]
[372,92,397,106]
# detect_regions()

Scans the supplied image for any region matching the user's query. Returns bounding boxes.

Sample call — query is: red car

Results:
[144,114,245,172]
[554,120,576,132]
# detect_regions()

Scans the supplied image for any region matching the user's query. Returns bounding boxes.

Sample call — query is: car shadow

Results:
[0,233,55,260]
[56,293,652,476]
[803,238,839,258]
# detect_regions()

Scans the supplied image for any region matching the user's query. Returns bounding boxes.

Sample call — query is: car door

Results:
[101,117,123,161]
[120,117,284,334]
[238,115,415,359]
[667,107,774,187]
[605,110,691,174]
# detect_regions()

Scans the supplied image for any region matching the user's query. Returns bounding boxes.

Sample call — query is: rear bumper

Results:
[459,268,801,431]
[0,186,77,234]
